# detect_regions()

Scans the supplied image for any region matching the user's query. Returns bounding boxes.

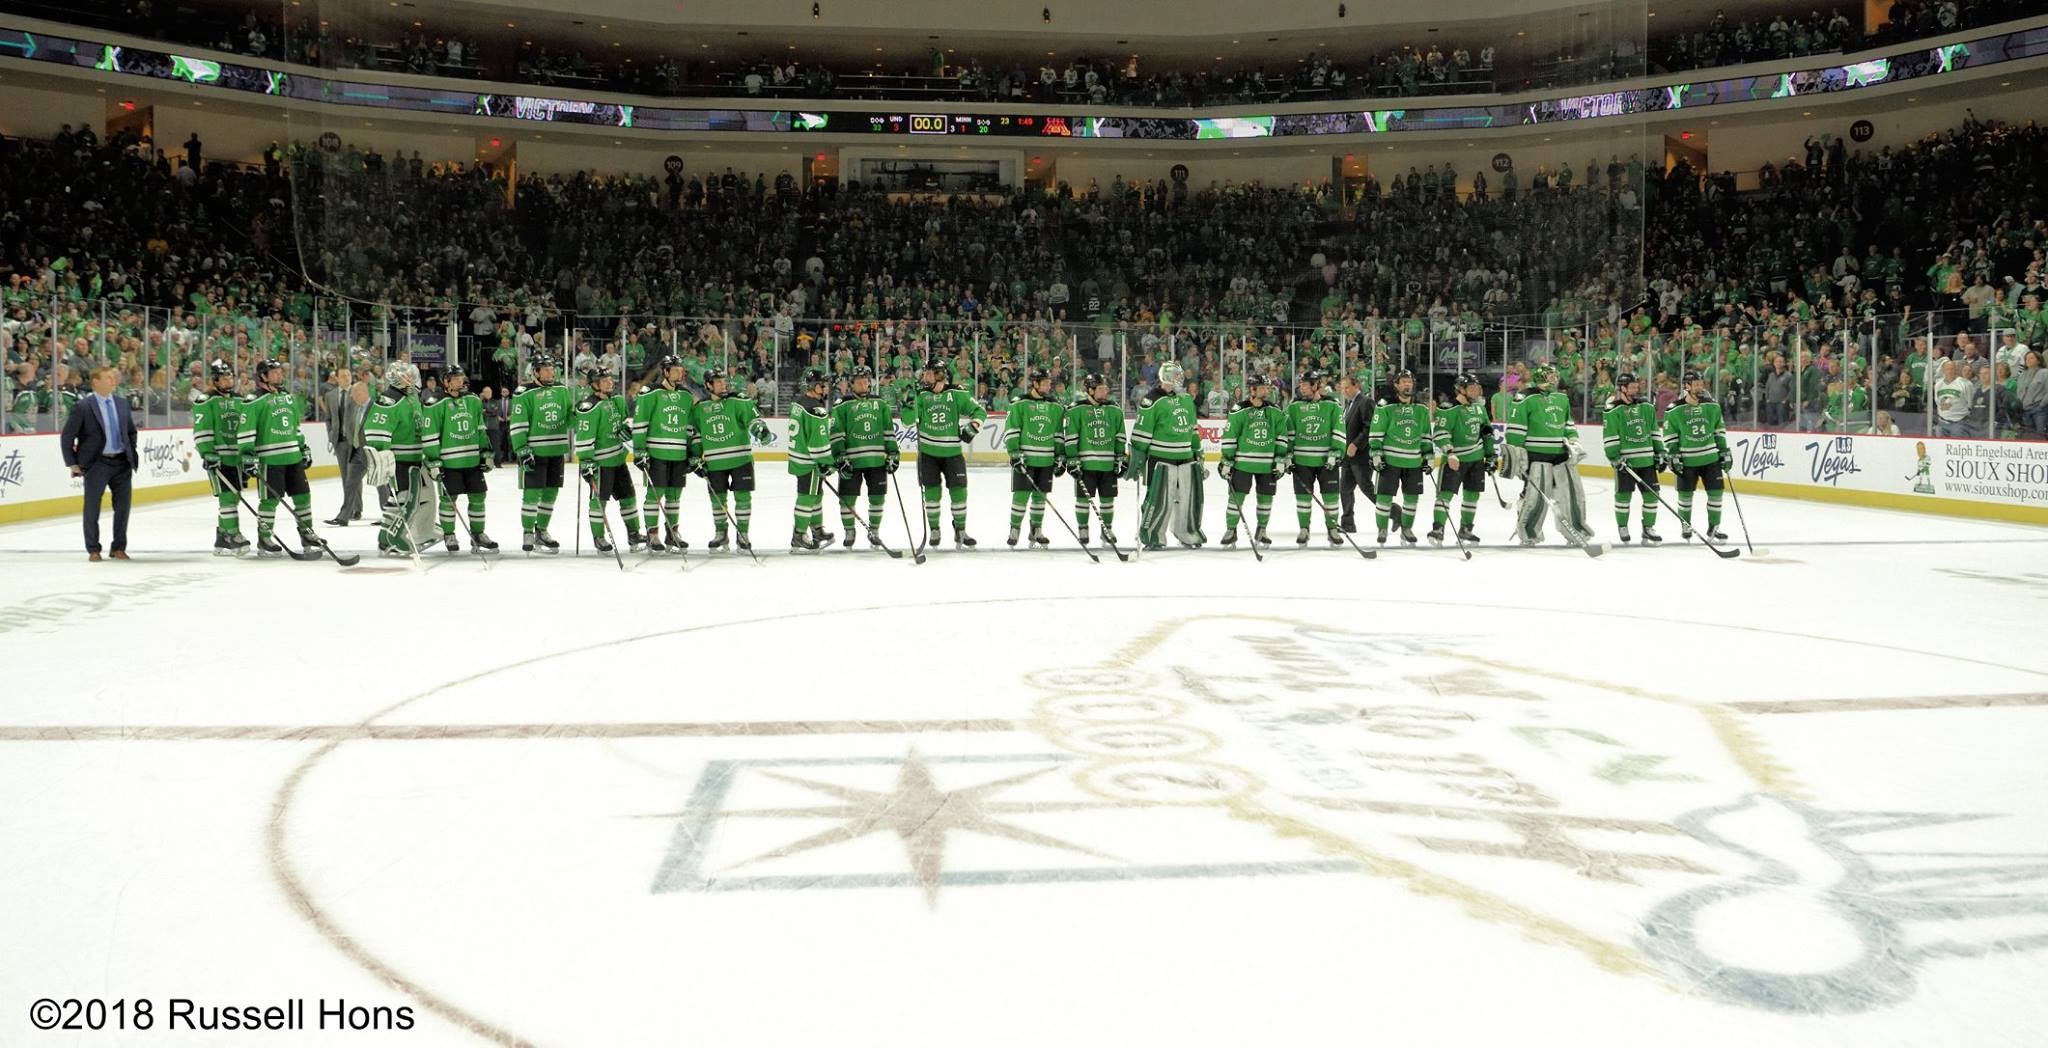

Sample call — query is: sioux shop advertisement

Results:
[0,424,338,508]
[1713,427,2048,510]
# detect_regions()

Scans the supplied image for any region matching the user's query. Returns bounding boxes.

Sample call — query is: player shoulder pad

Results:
[1377,397,1394,408]
[420,389,443,406]
[638,384,656,397]
[1232,398,1254,411]
[512,385,529,396]
[190,390,211,405]
[376,390,403,407]
[578,394,600,411]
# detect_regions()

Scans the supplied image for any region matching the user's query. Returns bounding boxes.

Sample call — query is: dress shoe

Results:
[324,516,349,526]
[110,550,130,560]
[88,551,102,562]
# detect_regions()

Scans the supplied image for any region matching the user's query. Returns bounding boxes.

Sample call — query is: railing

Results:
[6,300,2043,447]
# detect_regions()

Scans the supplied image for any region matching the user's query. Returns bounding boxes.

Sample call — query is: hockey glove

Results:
[690,458,707,479]
[1370,453,1385,473]
[1218,459,1233,480]
[885,452,900,474]
[1718,450,1733,471]
[1116,456,1130,478]
[479,458,493,474]
[749,419,772,443]
[1273,460,1290,478]
[1010,453,1028,475]
[1193,461,1209,482]
[517,449,536,469]
[960,419,982,442]
[831,456,849,475]
[579,463,599,484]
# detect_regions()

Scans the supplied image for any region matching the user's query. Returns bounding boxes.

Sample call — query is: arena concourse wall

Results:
[4,421,2043,526]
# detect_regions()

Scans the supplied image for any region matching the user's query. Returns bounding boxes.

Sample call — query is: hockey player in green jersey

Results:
[1429,373,1495,546]
[629,355,697,553]
[236,358,323,557]
[1130,360,1206,550]
[424,367,498,553]
[364,361,433,556]
[912,358,988,549]
[1062,372,1126,547]
[191,358,250,556]
[1507,363,1599,549]
[510,352,575,554]
[1601,371,1664,544]
[1662,369,1732,542]
[829,365,897,549]
[691,369,773,551]
[1367,369,1432,545]
[1284,369,1344,545]
[573,370,644,553]
[1220,374,1289,547]
[788,367,836,552]
[1004,367,1065,548]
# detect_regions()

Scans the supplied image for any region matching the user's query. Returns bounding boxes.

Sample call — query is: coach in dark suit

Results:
[60,365,140,561]
[1338,375,1374,533]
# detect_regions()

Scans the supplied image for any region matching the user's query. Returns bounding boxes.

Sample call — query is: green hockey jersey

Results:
[363,389,429,463]
[1507,390,1574,462]
[1130,387,1199,467]
[1432,399,1495,464]
[630,384,698,462]
[692,393,766,472]
[1601,398,1659,468]
[1063,399,1126,473]
[1368,397,1432,468]
[238,390,309,466]
[1222,400,1289,474]
[191,389,244,465]
[572,392,631,467]
[787,394,834,476]
[1004,392,1065,467]
[1662,396,1729,467]
[1284,395,1342,467]
[510,381,575,459]
[425,390,488,469]
[830,393,896,469]
[911,388,986,459]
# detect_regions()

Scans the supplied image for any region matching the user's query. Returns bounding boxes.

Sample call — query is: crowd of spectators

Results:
[4,112,2046,442]
[21,0,2043,110]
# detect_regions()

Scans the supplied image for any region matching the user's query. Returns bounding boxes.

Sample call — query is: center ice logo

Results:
[1020,613,2048,1016]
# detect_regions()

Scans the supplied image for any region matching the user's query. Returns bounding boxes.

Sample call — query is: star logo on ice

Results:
[647,751,1352,903]
[713,751,1115,904]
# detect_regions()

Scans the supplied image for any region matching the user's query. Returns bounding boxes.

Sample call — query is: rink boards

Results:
[3,418,2043,526]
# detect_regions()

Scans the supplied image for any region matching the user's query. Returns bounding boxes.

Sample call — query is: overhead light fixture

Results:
[812,1,820,17]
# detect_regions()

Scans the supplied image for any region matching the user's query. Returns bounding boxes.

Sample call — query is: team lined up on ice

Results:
[182,352,1734,557]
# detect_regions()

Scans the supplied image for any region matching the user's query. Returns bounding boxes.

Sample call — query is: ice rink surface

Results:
[3,468,2046,1046]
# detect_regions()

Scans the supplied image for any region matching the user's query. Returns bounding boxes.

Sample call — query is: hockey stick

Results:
[578,467,627,571]
[1620,463,1739,559]
[706,481,762,565]
[1726,473,1756,555]
[821,474,904,559]
[885,466,926,565]
[1020,465,1099,564]
[1420,461,1473,561]
[1308,491,1378,560]
[1080,496,1132,562]
[1216,466,1266,561]
[240,466,359,566]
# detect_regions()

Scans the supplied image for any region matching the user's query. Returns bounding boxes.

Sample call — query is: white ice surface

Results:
[2,469,2046,1047]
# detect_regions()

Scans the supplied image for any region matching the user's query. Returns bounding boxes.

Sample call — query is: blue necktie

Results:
[101,397,122,455]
